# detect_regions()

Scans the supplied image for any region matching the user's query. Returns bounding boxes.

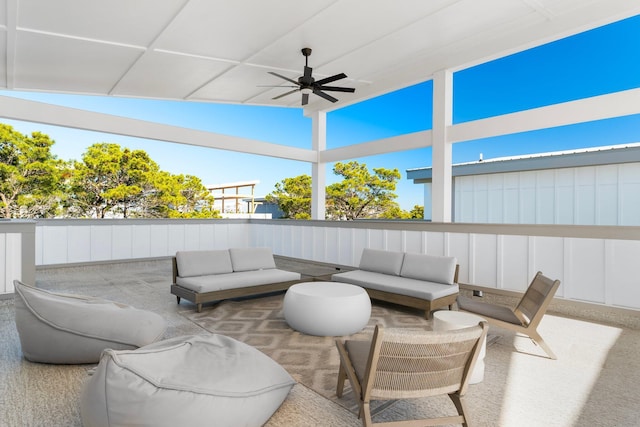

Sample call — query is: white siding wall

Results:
[454,163,640,225]
[36,221,250,266]
[25,220,640,312]
[1,222,36,296]
[252,222,640,311]
[0,232,21,294]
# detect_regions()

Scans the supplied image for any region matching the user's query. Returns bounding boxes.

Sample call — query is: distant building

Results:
[244,197,284,219]
[207,180,259,215]
[407,143,640,225]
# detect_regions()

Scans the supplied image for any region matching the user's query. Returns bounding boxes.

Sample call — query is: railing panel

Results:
[425,231,445,256]
[41,225,69,265]
[68,225,92,263]
[1,221,35,295]
[499,235,529,291]
[471,233,498,287]
[531,236,565,295]
[404,230,423,254]
[386,230,403,252]
[25,219,640,311]
[132,224,151,258]
[567,238,606,304]
[608,239,640,307]
[198,224,215,250]
[112,224,133,260]
[91,225,113,261]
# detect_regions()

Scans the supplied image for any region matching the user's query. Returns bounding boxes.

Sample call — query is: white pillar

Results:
[431,70,453,222]
[423,183,432,221]
[311,111,326,220]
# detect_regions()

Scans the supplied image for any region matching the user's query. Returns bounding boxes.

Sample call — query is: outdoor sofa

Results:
[171,247,302,312]
[332,248,459,319]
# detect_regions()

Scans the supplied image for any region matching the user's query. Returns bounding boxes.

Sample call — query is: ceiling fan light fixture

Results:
[301,87,312,95]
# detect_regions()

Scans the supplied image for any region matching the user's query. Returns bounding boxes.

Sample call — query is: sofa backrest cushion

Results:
[176,250,233,277]
[400,253,457,285]
[229,247,276,272]
[358,248,404,276]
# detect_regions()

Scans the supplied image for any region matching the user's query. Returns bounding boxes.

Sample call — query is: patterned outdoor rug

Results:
[180,293,435,414]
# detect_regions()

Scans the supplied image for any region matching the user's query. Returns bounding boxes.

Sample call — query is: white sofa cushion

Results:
[400,253,457,285]
[332,270,459,300]
[176,250,233,277]
[80,334,295,427]
[229,247,276,272]
[176,269,301,293]
[358,248,404,276]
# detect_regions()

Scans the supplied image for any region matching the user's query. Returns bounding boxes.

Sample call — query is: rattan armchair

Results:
[336,322,488,427]
[457,271,560,359]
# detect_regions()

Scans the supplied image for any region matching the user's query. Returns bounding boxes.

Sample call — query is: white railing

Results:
[0,220,36,295]
[7,219,640,313]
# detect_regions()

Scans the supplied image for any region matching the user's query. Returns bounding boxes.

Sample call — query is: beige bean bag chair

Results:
[14,280,166,364]
[80,334,296,427]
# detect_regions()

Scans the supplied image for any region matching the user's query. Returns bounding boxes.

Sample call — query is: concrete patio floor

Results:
[1,258,639,426]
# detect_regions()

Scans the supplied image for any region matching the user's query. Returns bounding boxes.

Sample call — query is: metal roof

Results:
[407,143,640,182]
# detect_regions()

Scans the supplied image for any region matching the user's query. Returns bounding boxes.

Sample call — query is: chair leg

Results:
[361,401,373,427]
[529,330,557,360]
[449,393,471,427]
[175,296,181,304]
[336,362,347,397]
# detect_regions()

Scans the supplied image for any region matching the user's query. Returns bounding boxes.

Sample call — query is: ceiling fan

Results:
[267,48,355,105]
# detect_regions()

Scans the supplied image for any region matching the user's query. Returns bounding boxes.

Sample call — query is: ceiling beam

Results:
[0,95,316,162]
[448,87,640,144]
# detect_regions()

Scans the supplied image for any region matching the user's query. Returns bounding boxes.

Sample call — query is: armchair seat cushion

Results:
[457,296,523,325]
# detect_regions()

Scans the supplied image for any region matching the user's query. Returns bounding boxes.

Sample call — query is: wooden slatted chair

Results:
[457,271,560,359]
[336,322,488,427]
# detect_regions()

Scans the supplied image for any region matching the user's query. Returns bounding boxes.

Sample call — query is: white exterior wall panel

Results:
[454,163,640,225]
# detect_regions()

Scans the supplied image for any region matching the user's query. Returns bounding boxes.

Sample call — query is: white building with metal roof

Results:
[407,143,640,225]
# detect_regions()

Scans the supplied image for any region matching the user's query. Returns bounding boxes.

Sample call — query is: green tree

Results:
[266,174,312,219]
[144,171,219,218]
[326,161,401,220]
[409,205,424,219]
[0,124,65,218]
[68,143,159,218]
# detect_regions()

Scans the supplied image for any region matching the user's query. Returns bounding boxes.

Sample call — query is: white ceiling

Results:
[1,0,639,113]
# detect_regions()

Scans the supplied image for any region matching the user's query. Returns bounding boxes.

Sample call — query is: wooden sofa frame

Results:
[170,257,303,313]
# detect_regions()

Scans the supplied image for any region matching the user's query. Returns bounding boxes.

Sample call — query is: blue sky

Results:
[2,14,640,210]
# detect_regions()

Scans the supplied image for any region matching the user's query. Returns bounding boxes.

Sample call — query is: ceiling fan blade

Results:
[313,89,338,103]
[316,85,355,93]
[302,93,310,105]
[314,73,347,86]
[258,85,298,88]
[272,88,299,100]
[268,71,300,86]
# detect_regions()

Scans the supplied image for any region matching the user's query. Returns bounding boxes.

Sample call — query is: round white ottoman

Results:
[283,282,371,336]
[433,310,487,384]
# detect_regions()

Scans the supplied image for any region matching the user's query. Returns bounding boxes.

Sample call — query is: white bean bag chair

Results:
[80,334,296,427]
[14,280,166,364]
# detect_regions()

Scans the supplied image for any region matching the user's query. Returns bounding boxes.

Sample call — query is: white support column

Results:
[423,183,432,221]
[311,111,327,220]
[431,70,453,222]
